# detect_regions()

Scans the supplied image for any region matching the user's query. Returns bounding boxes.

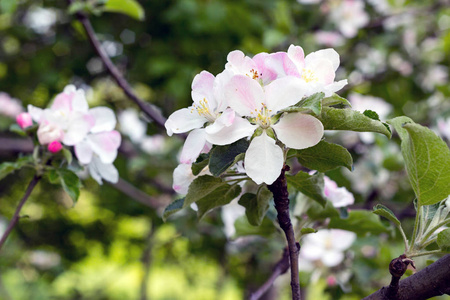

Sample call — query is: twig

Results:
[268,165,301,300]
[249,247,290,300]
[0,175,41,251]
[68,0,167,129]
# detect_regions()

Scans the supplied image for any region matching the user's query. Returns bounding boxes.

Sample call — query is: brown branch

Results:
[249,247,290,300]
[68,0,167,130]
[363,254,450,300]
[0,175,41,251]
[268,165,301,300]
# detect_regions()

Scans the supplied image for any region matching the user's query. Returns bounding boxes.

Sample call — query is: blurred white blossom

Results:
[0,92,23,118]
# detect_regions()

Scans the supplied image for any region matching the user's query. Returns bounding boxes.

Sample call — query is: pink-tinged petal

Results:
[244,131,284,185]
[173,163,196,195]
[206,117,257,145]
[205,108,235,135]
[306,59,335,85]
[225,75,264,117]
[272,113,324,149]
[89,156,119,184]
[213,69,234,111]
[287,45,305,71]
[191,71,216,108]
[305,48,340,71]
[323,80,347,97]
[27,105,44,123]
[37,122,63,145]
[62,113,94,145]
[90,107,117,133]
[48,141,63,153]
[51,92,72,113]
[87,130,121,164]
[264,77,307,112]
[180,129,207,164]
[16,112,33,129]
[75,140,94,164]
[226,50,257,75]
[165,107,207,136]
[257,52,300,82]
[71,89,89,113]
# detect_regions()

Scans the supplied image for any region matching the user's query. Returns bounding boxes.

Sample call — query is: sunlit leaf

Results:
[104,0,145,21]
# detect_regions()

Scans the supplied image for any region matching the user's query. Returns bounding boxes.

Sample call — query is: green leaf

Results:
[238,185,272,226]
[329,210,390,235]
[437,228,450,252]
[322,94,351,107]
[293,140,353,172]
[191,153,209,176]
[297,92,324,115]
[47,169,81,204]
[104,0,145,21]
[306,199,340,220]
[9,124,27,136]
[317,107,391,138]
[163,198,185,221]
[363,110,380,120]
[0,157,33,181]
[0,0,17,14]
[387,117,450,206]
[286,171,326,206]
[209,139,249,176]
[300,227,317,234]
[184,175,241,219]
[62,148,73,165]
[234,215,276,238]
[373,204,400,226]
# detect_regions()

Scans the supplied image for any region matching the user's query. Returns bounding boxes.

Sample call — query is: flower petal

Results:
[191,71,216,108]
[244,131,284,185]
[272,113,324,149]
[225,75,264,117]
[173,163,196,195]
[71,89,89,113]
[90,107,117,133]
[62,113,94,145]
[204,108,235,135]
[180,129,207,164]
[287,44,305,71]
[205,117,257,146]
[87,130,121,163]
[89,156,119,184]
[165,107,207,136]
[27,105,44,123]
[75,140,93,164]
[305,48,340,71]
[264,77,307,113]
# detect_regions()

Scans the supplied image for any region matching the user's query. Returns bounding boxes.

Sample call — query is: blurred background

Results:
[0,0,449,299]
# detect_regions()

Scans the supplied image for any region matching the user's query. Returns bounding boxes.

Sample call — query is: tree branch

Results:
[0,175,41,251]
[68,0,167,129]
[249,247,290,300]
[268,165,301,300]
[363,254,450,300]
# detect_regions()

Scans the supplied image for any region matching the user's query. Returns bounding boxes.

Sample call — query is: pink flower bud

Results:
[326,275,337,287]
[48,141,63,153]
[16,112,33,129]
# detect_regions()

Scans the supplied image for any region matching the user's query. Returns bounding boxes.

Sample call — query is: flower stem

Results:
[0,175,41,252]
[268,165,301,300]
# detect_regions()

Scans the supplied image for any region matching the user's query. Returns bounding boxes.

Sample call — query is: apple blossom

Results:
[37,121,63,145]
[208,75,324,185]
[0,92,23,118]
[329,0,369,38]
[324,176,354,208]
[16,112,33,129]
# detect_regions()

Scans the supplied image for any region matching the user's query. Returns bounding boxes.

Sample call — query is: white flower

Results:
[0,92,23,118]
[324,176,354,207]
[329,0,369,38]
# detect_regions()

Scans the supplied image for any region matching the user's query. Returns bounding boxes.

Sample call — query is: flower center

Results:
[191,98,216,122]
[301,68,319,83]
[250,103,272,129]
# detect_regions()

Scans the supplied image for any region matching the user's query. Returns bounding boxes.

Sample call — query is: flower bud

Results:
[48,141,63,153]
[37,122,63,145]
[16,112,33,129]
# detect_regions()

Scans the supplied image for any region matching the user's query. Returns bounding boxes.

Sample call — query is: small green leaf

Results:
[293,140,353,172]
[234,215,276,238]
[329,210,390,235]
[9,124,27,136]
[0,157,33,181]
[104,0,145,20]
[209,139,249,176]
[286,171,326,207]
[306,199,340,220]
[191,153,209,176]
[163,198,185,221]
[58,169,81,203]
[387,117,450,206]
[300,227,317,234]
[437,228,450,252]
[322,94,351,107]
[297,92,324,115]
[62,148,73,165]
[47,169,60,184]
[317,107,391,138]
[363,110,380,121]
[373,204,400,226]
[238,185,272,226]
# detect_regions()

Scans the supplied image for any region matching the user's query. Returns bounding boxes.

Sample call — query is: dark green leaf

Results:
[322,94,351,107]
[329,210,390,235]
[317,107,391,138]
[306,199,340,220]
[191,153,209,176]
[238,185,272,226]
[373,204,400,226]
[104,0,145,20]
[0,157,33,181]
[437,228,450,252]
[363,110,380,120]
[388,117,450,206]
[293,140,353,172]
[209,139,249,176]
[47,169,60,184]
[286,171,326,206]
[58,169,81,204]
[163,198,185,221]
[234,216,276,238]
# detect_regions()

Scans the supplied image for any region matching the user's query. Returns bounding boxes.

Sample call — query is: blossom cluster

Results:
[21,85,121,184]
[166,44,347,186]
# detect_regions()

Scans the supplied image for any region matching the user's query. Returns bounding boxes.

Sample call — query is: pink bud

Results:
[16,112,33,129]
[326,275,337,287]
[48,141,63,153]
